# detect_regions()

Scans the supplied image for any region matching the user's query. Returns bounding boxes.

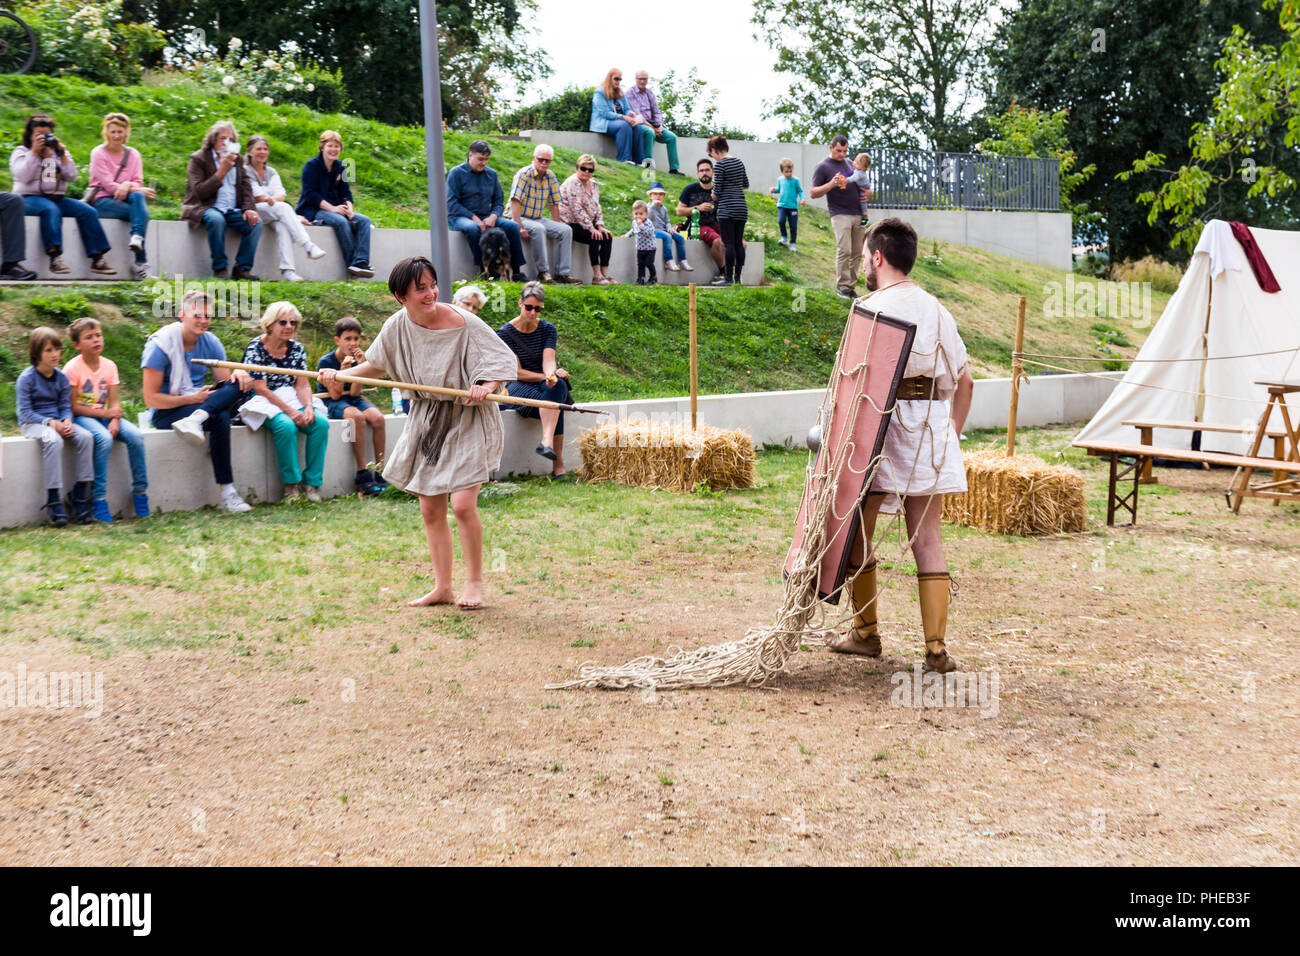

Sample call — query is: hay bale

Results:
[579,421,755,491]
[942,449,1086,535]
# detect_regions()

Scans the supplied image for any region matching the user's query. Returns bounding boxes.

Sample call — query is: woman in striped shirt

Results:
[707,136,748,286]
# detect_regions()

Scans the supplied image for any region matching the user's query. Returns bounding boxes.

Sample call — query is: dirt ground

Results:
[2,457,1297,866]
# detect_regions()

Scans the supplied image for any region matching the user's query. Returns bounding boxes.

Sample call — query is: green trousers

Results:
[267,411,329,486]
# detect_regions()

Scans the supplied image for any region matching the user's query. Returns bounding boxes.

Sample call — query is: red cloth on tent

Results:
[1228,221,1282,293]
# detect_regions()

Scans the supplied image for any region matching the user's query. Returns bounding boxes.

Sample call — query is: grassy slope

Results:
[0,74,1168,431]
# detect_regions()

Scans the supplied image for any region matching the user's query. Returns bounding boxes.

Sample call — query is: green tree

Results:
[751,0,1000,150]
[977,101,1097,236]
[1120,0,1300,253]
[121,0,549,128]
[988,0,1292,261]
[653,68,753,140]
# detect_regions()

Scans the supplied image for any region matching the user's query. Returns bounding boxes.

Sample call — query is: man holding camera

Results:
[181,120,263,280]
[9,114,116,276]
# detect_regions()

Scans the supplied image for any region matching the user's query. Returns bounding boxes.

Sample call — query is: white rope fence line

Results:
[1020,357,1272,405]
[1016,345,1300,364]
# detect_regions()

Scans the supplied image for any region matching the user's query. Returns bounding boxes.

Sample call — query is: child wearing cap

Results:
[646,181,690,272]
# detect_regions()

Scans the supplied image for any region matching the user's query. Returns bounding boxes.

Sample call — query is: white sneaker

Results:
[172,415,207,446]
[129,233,145,252]
[282,269,303,282]
[218,488,252,513]
[304,242,327,260]
[304,485,323,502]
[666,260,680,271]
[788,244,797,253]
[131,261,152,280]
[679,259,694,271]
[777,236,788,246]
[281,482,302,503]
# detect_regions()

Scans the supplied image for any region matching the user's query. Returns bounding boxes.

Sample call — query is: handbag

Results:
[83,148,133,205]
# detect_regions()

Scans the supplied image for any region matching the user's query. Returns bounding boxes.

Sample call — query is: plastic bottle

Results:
[391,388,404,415]
[691,208,700,238]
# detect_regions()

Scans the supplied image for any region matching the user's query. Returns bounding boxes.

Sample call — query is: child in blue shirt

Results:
[317,315,387,495]
[770,158,804,251]
[16,326,94,526]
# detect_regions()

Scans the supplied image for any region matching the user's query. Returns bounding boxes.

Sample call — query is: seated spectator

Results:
[317,315,387,496]
[676,158,726,276]
[0,191,38,280]
[589,69,645,166]
[240,301,330,502]
[17,326,93,526]
[297,130,373,278]
[627,71,682,174]
[181,120,263,280]
[86,112,153,279]
[65,317,150,521]
[447,140,526,281]
[558,154,616,285]
[647,181,688,271]
[452,284,487,313]
[141,290,255,513]
[509,145,580,284]
[246,135,327,282]
[10,114,116,276]
[497,282,573,479]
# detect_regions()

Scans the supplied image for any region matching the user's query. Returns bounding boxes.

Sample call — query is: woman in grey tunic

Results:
[321,257,517,609]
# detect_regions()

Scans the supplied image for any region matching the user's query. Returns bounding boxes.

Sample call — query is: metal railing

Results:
[859,148,1060,212]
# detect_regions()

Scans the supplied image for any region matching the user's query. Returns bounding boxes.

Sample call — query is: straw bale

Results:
[579,421,756,491]
[942,449,1086,535]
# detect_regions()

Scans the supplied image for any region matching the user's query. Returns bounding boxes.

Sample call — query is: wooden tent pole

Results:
[1007,295,1027,456]
[689,283,698,430]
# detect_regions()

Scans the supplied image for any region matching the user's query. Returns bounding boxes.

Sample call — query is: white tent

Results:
[1075,219,1300,455]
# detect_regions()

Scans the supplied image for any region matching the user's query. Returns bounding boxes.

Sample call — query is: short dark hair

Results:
[830,135,849,148]
[23,114,54,149]
[29,326,62,366]
[333,316,362,336]
[867,217,918,275]
[387,256,437,300]
[696,157,713,170]
[68,317,101,343]
[706,135,728,153]
[468,140,491,156]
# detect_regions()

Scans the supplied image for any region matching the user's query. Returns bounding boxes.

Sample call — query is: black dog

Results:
[479,226,511,280]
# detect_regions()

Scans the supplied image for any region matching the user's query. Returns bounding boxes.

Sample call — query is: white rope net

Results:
[548,290,962,691]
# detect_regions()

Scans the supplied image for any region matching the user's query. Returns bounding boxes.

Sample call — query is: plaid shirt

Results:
[510,164,561,220]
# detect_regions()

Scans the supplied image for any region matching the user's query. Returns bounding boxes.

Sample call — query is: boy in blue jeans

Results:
[770,158,803,251]
[317,316,387,494]
[64,317,149,520]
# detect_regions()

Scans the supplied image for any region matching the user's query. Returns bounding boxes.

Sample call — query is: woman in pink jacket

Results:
[9,114,115,276]
[86,112,154,280]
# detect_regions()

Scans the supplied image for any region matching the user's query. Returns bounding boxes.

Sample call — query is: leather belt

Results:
[896,376,938,400]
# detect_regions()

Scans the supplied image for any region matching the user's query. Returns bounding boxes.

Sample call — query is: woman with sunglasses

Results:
[241,301,329,502]
[558,154,616,285]
[86,112,154,279]
[496,282,573,477]
[589,68,645,165]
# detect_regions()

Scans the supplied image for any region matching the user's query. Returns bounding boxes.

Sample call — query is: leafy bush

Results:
[497,86,595,133]
[17,1,164,86]
[187,38,347,114]
[1109,255,1183,294]
[29,292,92,321]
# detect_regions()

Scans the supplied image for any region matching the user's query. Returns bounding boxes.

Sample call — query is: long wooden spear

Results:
[193,359,609,414]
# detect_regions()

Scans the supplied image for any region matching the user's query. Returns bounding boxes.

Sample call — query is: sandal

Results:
[536,444,557,461]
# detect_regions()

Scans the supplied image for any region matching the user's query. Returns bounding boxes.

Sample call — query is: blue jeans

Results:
[654,228,686,262]
[75,415,147,499]
[451,215,526,271]
[314,210,371,266]
[92,193,150,262]
[150,380,249,485]
[603,120,644,164]
[22,194,110,257]
[778,207,798,244]
[201,207,262,271]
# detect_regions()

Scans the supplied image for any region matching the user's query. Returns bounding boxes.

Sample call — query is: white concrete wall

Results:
[522,129,1072,271]
[0,371,1119,527]
[16,214,763,286]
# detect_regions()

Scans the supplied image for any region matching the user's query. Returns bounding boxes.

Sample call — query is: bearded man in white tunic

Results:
[826,217,974,672]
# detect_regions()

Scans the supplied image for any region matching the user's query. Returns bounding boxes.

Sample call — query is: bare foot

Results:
[826,631,882,656]
[457,580,484,609]
[407,587,455,607]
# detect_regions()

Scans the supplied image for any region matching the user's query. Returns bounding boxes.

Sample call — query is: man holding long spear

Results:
[320,256,518,609]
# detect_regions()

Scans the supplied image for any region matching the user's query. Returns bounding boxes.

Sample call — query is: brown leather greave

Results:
[918,571,956,672]
[849,561,879,638]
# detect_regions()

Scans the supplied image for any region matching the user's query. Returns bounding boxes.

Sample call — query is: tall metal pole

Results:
[418,0,452,290]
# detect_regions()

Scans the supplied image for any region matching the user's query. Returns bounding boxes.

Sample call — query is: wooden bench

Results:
[1122,418,1290,484]
[1072,440,1300,526]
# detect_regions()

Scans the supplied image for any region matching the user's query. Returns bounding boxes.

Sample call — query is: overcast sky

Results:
[522,0,790,139]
